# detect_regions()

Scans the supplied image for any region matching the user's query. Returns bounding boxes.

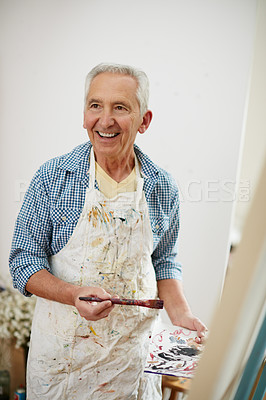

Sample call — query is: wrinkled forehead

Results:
[87,72,140,106]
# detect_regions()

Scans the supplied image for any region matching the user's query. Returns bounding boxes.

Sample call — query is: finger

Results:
[194,318,208,336]
[89,287,112,300]
[90,299,113,314]
[195,335,206,344]
[84,301,115,321]
[193,319,208,344]
[79,298,112,314]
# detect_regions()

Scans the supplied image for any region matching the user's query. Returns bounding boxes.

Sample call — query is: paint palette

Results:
[144,319,204,378]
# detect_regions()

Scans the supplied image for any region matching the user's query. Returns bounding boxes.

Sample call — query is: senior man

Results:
[9,63,206,399]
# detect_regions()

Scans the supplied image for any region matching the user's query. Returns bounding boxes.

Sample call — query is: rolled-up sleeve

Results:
[9,168,52,296]
[151,186,182,281]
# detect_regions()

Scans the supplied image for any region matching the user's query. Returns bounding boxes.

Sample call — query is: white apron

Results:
[27,149,162,399]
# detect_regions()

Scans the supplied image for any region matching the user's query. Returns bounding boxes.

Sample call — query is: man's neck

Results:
[94,153,135,183]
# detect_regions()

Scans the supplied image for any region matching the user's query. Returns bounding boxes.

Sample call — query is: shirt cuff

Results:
[11,257,51,297]
[155,263,183,281]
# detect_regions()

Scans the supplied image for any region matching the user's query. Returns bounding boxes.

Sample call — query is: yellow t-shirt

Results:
[95,162,137,199]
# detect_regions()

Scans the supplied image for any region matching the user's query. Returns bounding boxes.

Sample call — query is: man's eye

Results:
[90,104,100,109]
[116,105,126,111]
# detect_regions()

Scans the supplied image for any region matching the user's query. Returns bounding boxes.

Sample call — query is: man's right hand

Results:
[73,286,115,321]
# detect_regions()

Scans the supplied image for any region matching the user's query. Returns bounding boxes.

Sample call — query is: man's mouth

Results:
[96,131,120,138]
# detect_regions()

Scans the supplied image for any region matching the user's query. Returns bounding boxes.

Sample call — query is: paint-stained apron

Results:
[27,149,162,399]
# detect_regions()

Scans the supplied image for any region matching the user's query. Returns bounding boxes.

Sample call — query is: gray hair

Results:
[84,63,150,116]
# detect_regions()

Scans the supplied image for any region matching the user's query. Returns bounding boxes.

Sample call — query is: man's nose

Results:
[99,109,115,128]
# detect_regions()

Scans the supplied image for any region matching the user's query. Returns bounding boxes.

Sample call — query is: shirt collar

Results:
[134,144,159,182]
[58,141,91,168]
[57,141,159,186]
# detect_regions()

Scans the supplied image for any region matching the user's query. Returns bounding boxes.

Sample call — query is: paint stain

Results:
[158,346,199,362]
[91,237,104,247]
[94,340,104,348]
[109,329,120,336]
[88,205,111,228]
[183,361,197,372]
[98,383,115,394]
[89,326,97,336]
[170,336,186,345]
[78,335,90,339]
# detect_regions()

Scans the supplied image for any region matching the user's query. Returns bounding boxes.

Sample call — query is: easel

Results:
[186,159,266,399]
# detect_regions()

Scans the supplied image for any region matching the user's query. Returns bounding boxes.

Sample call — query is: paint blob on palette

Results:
[144,319,204,378]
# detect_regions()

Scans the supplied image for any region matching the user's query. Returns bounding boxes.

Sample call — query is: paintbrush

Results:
[79,296,164,309]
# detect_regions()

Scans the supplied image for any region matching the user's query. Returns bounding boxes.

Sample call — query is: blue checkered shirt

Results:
[9,142,182,296]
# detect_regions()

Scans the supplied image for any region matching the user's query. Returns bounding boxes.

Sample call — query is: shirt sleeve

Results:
[151,182,182,281]
[9,168,53,296]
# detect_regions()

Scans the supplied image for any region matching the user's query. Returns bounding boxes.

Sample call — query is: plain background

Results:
[0,0,258,326]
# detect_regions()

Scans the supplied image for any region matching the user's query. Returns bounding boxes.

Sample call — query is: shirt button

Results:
[62,216,67,222]
[156,224,159,229]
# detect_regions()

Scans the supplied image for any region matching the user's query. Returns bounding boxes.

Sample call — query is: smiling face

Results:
[83,72,152,167]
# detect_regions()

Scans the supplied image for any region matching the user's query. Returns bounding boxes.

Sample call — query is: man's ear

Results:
[138,110,153,134]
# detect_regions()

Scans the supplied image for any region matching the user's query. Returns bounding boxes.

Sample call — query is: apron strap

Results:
[88,148,96,189]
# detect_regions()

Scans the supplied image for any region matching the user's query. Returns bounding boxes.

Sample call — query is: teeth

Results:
[97,131,118,138]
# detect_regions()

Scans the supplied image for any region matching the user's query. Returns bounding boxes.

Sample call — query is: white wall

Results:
[0,0,257,325]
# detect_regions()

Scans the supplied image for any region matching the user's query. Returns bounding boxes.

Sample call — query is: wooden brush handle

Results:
[79,296,163,309]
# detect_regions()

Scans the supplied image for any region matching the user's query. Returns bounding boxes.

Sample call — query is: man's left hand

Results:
[157,279,208,343]
[172,311,208,343]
